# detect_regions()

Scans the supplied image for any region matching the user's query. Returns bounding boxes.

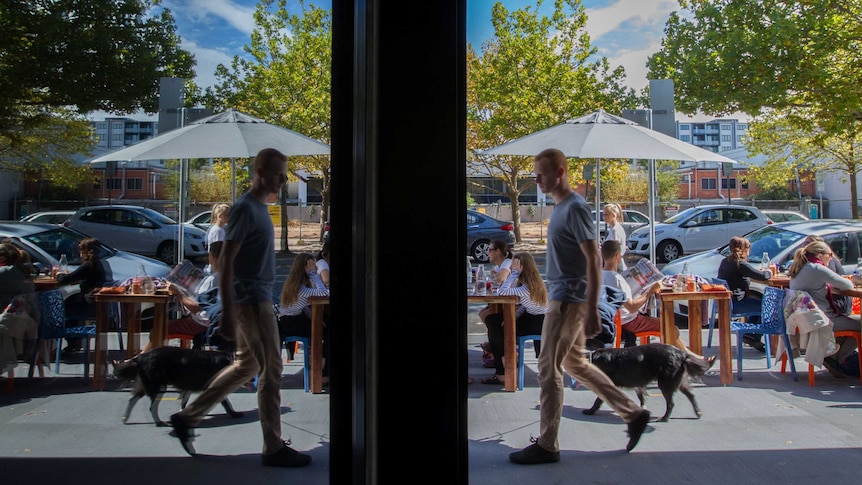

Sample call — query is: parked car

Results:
[64,205,208,265]
[590,209,651,241]
[20,211,75,225]
[0,222,171,301]
[627,204,769,263]
[762,209,809,224]
[660,219,862,320]
[186,210,212,231]
[467,209,515,263]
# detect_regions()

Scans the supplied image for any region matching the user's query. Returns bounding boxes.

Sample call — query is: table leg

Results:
[150,302,167,349]
[93,301,110,390]
[688,300,703,355]
[660,300,675,345]
[502,302,516,392]
[717,298,732,385]
[310,304,324,393]
[123,303,141,358]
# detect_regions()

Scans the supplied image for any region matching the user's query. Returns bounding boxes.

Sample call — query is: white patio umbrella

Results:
[88,108,330,262]
[482,109,737,262]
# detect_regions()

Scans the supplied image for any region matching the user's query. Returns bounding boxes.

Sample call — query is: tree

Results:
[647,0,862,217]
[200,0,332,246]
[745,109,862,218]
[467,0,642,241]
[0,0,195,133]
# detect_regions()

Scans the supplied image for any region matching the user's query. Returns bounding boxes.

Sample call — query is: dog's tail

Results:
[683,355,713,377]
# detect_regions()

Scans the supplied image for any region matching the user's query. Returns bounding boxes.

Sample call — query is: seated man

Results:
[139,273,221,353]
[600,240,714,365]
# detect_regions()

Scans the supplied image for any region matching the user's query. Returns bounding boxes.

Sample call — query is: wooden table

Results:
[33,276,62,291]
[658,289,733,385]
[468,294,519,391]
[767,275,791,288]
[92,292,172,390]
[308,295,329,394]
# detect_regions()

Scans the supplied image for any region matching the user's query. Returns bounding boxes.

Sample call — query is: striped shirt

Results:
[278,271,329,318]
[497,270,548,317]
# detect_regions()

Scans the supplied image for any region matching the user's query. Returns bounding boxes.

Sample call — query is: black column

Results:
[331,1,467,484]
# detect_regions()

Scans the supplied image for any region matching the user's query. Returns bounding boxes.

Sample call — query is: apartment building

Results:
[676,118,749,153]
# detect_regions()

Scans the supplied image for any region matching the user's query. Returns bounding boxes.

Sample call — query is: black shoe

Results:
[823,357,846,378]
[60,346,82,356]
[509,438,560,465]
[742,335,766,353]
[170,413,196,456]
[626,410,651,452]
[262,440,312,467]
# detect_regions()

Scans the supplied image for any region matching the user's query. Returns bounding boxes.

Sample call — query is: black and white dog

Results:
[112,346,243,426]
[583,343,714,422]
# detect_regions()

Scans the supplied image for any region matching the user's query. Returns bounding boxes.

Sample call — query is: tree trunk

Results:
[510,191,522,242]
[318,170,331,242]
[279,185,292,254]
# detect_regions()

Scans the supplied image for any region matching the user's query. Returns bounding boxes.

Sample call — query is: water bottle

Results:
[476,265,487,296]
[761,252,770,272]
[58,254,68,274]
[675,262,690,292]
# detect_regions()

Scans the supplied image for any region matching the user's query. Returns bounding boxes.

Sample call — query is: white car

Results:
[590,209,651,241]
[65,205,208,265]
[20,211,75,225]
[627,204,769,263]
[762,209,809,223]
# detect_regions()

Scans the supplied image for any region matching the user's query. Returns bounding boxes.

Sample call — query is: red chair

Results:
[614,310,661,348]
[781,328,862,386]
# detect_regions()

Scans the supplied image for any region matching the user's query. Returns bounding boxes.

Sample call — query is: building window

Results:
[720,146,731,152]
[721,135,731,142]
[741,180,749,189]
[112,122,123,130]
[680,135,690,142]
[738,124,747,130]
[127,178,142,190]
[701,178,717,190]
[96,122,107,130]
[106,178,122,190]
[721,124,731,131]
[721,178,738,189]
[679,124,690,131]
[737,135,745,142]
[112,134,123,141]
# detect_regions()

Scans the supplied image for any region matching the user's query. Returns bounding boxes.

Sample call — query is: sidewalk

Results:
[2,327,861,484]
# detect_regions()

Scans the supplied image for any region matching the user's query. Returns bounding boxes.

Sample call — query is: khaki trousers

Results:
[537,300,642,452]
[179,301,284,454]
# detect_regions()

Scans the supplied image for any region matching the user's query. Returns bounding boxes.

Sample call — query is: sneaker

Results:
[169,413,196,456]
[262,440,312,467]
[509,438,559,465]
[625,409,651,452]
[742,335,766,353]
[823,357,846,378]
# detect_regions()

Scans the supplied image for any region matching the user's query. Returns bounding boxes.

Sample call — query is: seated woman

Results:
[601,240,714,364]
[717,236,773,352]
[787,240,861,377]
[479,240,514,326]
[315,241,331,288]
[481,252,547,385]
[55,238,112,354]
[0,241,36,310]
[277,253,330,375]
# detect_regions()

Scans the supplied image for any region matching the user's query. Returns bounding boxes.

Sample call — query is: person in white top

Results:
[479,240,514,325]
[603,203,627,272]
[315,241,331,287]
[277,253,330,376]
[601,240,711,363]
[480,252,548,385]
[205,203,231,274]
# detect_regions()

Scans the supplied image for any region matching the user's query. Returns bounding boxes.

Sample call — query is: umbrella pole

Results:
[231,159,237,203]
[648,159,657,264]
[594,159,601,238]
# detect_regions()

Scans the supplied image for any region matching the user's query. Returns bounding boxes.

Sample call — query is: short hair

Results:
[601,239,621,260]
[535,148,567,172]
[254,148,287,172]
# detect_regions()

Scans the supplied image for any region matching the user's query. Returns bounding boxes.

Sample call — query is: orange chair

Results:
[781,328,862,386]
[614,310,661,348]
[166,334,194,349]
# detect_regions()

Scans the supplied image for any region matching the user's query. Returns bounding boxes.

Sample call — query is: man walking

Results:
[170,148,311,467]
[509,148,650,465]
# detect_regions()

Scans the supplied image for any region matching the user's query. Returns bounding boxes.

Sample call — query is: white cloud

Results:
[584,0,678,40]
[182,39,236,91]
[166,0,257,35]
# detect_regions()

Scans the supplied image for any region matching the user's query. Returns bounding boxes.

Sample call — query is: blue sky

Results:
[161,0,679,92]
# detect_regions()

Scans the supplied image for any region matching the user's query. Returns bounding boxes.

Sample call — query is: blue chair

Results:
[283,336,311,392]
[707,277,762,348]
[516,335,576,390]
[732,286,797,381]
[28,290,96,383]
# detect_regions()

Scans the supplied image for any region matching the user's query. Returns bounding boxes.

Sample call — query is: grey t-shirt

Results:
[545,191,595,302]
[224,192,275,304]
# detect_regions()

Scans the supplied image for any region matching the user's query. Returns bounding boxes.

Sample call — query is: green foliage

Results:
[0,0,195,133]
[201,0,331,239]
[468,0,643,241]
[648,0,862,130]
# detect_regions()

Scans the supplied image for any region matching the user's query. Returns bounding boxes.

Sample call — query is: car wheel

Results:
[471,240,490,263]
[657,240,682,263]
[157,241,177,266]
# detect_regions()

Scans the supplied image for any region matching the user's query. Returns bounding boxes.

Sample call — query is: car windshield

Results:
[141,207,178,225]
[662,206,699,224]
[716,225,807,263]
[21,227,113,265]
